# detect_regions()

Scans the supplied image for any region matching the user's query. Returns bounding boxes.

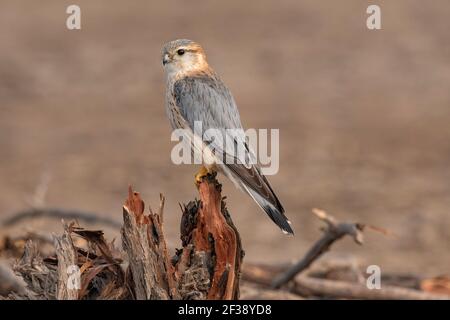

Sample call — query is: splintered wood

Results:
[121,186,179,299]
[6,173,244,300]
[174,173,244,300]
[9,224,129,300]
[122,173,244,300]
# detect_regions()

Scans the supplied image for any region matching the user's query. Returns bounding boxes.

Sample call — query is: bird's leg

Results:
[195,165,216,186]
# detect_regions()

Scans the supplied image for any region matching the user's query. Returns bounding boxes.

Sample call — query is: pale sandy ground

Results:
[1,1,449,275]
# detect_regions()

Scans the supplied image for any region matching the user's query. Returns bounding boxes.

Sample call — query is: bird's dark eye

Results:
[177,49,185,55]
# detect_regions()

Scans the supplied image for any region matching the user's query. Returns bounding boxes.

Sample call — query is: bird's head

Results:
[161,39,208,76]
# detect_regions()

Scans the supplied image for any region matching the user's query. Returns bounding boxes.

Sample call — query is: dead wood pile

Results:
[0,173,449,300]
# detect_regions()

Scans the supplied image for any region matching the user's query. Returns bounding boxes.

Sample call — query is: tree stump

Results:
[122,172,244,300]
[6,173,244,300]
[175,173,244,300]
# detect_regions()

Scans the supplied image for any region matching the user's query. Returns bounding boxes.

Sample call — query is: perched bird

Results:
[162,39,293,234]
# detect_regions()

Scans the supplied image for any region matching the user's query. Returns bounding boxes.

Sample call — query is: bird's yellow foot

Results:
[195,166,213,186]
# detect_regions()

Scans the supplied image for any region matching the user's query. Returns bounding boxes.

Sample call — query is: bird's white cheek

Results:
[164,63,179,78]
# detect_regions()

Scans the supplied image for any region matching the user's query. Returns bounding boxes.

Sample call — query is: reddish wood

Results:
[175,173,243,300]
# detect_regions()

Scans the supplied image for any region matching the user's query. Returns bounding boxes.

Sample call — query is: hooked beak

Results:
[162,53,171,66]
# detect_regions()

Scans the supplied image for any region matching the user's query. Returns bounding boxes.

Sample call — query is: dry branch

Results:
[272,208,364,288]
[421,276,450,296]
[240,282,302,300]
[1,208,121,229]
[294,275,450,300]
[243,263,450,300]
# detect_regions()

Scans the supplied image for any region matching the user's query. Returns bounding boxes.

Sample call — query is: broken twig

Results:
[272,208,364,288]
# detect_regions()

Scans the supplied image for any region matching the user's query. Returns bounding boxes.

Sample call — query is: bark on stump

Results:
[122,172,244,300]
[6,173,244,300]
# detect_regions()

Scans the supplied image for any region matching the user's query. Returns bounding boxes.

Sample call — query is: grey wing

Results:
[172,75,293,234]
[173,75,244,137]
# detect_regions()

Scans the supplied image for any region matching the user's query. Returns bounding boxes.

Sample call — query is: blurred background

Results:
[1,0,449,275]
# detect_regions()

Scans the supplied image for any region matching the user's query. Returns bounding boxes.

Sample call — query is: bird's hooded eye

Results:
[177,49,185,56]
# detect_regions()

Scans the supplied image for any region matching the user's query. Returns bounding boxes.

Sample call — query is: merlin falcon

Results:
[162,39,293,235]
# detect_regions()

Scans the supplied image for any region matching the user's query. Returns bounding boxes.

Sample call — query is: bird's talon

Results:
[195,166,209,186]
